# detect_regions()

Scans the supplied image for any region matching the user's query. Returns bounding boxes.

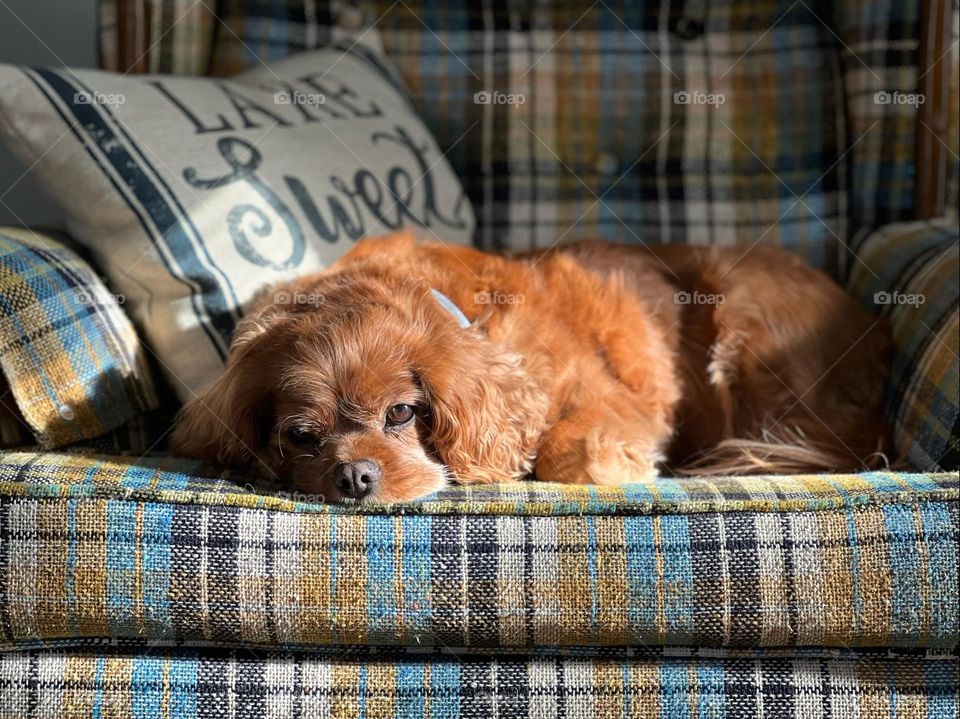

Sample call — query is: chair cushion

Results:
[0,228,159,449]
[848,218,960,471]
[0,647,956,719]
[0,451,956,653]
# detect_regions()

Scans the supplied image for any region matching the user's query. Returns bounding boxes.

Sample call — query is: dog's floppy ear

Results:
[415,327,549,484]
[169,307,288,468]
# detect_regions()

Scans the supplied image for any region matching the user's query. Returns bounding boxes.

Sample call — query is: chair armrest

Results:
[0,226,158,449]
[848,219,959,470]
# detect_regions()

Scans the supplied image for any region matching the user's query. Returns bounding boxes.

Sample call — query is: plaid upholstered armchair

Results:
[0,1,957,717]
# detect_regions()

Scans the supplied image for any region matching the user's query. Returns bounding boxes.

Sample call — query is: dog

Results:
[170,231,892,502]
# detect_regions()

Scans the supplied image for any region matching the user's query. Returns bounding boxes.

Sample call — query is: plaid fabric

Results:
[832,0,954,227]
[96,2,960,258]
[848,219,960,471]
[128,0,851,271]
[66,410,177,456]
[1,451,956,652]
[98,0,216,74]
[1,647,957,718]
[95,0,847,270]
[1,450,958,515]
[0,228,159,449]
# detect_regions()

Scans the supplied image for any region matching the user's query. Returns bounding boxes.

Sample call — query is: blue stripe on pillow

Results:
[28,69,237,356]
[70,76,246,322]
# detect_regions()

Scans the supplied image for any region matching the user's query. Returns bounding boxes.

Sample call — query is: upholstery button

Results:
[673,17,705,40]
[595,151,619,176]
[336,5,366,32]
[58,403,75,421]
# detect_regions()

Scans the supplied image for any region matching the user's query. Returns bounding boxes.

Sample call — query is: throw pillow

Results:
[0,42,474,399]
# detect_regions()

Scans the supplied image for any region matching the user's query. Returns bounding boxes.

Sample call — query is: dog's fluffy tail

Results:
[674,424,894,476]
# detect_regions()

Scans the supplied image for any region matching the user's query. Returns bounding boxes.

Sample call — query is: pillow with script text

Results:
[0,44,474,399]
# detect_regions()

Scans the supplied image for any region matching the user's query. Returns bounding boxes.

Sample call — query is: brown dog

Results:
[170,231,891,502]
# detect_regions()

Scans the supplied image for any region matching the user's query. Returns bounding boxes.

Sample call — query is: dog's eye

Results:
[385,404,415,427]
[286,426,319,445]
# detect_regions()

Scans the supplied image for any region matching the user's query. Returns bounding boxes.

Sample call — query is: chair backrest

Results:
[101,0,958,276]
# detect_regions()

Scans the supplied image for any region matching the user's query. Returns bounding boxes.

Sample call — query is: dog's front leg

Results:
[533,391,668,485]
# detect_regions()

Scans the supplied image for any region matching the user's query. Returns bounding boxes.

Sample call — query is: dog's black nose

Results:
[334,459,381,499]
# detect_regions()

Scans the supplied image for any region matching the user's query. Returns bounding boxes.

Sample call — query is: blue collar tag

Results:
[431,288,471,329]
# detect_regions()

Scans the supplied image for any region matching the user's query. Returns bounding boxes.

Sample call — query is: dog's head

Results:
[170,252,547,503]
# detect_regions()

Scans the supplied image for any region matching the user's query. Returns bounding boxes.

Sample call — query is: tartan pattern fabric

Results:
[848,219,960,471]
[98,0,216,75]
[0,228,159,449]
[67,410,178,456]
[0,647,957,719]
[832,0,944,227]
[204,0,853,270]
[95,2,960,250]
[2,450,958,514]
[1,451,957,652]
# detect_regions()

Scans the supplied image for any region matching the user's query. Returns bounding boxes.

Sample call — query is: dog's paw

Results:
[583,428,660,484]
[536,428,660,485]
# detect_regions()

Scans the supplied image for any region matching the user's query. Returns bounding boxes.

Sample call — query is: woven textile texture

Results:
[833,0,960,226]
[1,451,956,653]
[848,218,960,471]
[206,0,850,270]
[0,228,158,449]
[98,0,216,75]
[1,647,957,719]
[96,0,959,271]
